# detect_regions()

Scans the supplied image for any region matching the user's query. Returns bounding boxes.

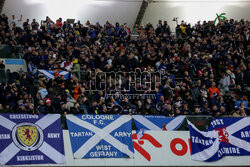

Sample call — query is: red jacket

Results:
[208,86,220,98]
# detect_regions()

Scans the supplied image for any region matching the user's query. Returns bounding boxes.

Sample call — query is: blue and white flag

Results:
[188,117,250,161]
[38,69,70,79]
[0,114,65,165]
[132,115,185,131]
[66,114,134,159]
[28,63,37,74]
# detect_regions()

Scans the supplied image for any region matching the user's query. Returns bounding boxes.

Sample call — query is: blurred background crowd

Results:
[0,14,249,125]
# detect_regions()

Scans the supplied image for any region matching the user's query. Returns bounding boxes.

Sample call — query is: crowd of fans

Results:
[0,14,249,125]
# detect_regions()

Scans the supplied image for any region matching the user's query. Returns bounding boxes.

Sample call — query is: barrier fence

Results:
[62,115,213,131]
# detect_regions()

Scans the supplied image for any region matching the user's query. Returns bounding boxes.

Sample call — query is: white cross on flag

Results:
[188,117,250,161]
[38,69,70,79]
[0,114,65,165]
[66,114,134,159]
[133,115,185,130]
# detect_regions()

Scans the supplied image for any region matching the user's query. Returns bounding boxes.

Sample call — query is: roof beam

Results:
[133,0,151,29]
[0,0,5,13]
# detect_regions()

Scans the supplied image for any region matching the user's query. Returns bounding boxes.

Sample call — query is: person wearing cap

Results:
[17,103,27,113]
[55,18,62,28]
[45,98,55,113]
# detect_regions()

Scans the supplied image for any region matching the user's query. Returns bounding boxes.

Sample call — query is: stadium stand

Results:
[0,14,249,128]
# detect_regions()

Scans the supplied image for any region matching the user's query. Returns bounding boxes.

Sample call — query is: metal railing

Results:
[59,115,245,130]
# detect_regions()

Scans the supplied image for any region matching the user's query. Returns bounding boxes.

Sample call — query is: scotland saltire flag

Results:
[188,117,250,161]
[132,115,185,130]
[66,114,134,159]
[0,114,65,165]
[38,69,70,79]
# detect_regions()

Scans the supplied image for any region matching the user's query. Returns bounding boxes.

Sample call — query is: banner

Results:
[132,115,185,130]
[66,114,134,159]
[188,117,250,161]
[0,114,65,165]
[61,130,250,166]
[38,69,70,79]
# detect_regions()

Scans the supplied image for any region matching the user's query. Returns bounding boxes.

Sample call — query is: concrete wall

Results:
[142,0,250,31]
[0,59,27,72]
[2,0,250,30]
[1,0,142,28]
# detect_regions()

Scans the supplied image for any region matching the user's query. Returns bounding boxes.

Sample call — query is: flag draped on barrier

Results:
[66,114,134,159]
[132,115,185,130]
[38,69,70,79]
[188,117,250,161]
[0,114,65,165]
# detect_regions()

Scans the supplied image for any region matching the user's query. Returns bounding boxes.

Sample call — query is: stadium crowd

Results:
[0,14,249,125]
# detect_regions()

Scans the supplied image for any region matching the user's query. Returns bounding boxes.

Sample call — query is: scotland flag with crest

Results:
[188,117,250,161]
[133,115,185,130]
[0,114,65,165]
[66,114,134,159]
